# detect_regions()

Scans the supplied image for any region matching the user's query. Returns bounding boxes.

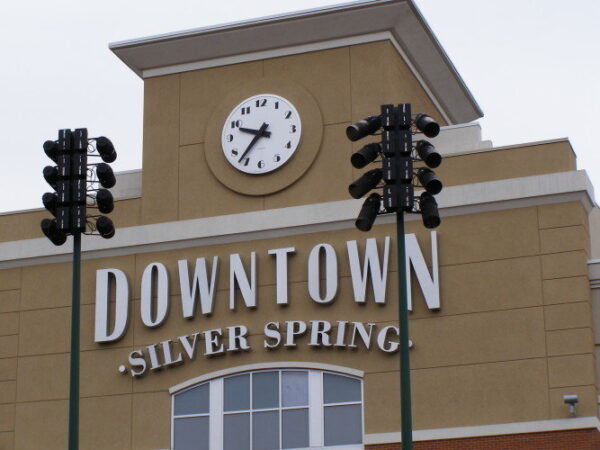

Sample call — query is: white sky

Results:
[0,0,598,213]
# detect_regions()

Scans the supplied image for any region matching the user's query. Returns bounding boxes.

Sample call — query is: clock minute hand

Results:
[238,122,269,163]
[239,127,271,138]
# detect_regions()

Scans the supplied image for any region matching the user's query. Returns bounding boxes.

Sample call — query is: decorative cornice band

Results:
[0,170,593,269]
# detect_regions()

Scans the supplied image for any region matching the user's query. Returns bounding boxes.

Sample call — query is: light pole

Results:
[41,129,118,449]
[346,104,442,449]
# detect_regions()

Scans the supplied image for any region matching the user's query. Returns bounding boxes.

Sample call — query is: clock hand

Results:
[238,122,269,163]
[239,127,271,138]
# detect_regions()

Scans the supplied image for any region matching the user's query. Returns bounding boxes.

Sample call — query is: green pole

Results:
[396,209,413,449]
[68,232,81,450]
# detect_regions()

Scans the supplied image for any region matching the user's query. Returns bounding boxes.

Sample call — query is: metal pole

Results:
[396,209,413,449]
[68,232,81,450]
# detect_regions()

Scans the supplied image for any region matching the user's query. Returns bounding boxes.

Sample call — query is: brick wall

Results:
[367,428,600,450]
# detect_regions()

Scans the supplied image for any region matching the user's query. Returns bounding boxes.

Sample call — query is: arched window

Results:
[171,364,364,450]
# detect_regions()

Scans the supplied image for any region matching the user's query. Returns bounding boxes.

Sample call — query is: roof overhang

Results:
[110,0,482,124]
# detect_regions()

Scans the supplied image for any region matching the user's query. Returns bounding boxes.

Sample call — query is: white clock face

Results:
[221,94,302,175]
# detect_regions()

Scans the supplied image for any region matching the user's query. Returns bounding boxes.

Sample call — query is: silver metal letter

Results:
[264,322,281,349]
[347,237,390,304]
[348,322,375,349]
[227,325,250,351]
[203,329,225,356]
[160,339,183,367]
[140,262,169,328]
[307,244,338,304]
[229,253,256,309]
[178,257,219,317]
[308,320,332,347]
[128,349,147,377]
[405,231,440,310]
[334,320,348,347]
[284,320,308,347]
[178,333,200,360]
[268,247,295,305]
[94,268,129,343]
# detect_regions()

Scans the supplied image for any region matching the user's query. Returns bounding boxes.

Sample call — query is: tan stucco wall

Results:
[0,41,596,449]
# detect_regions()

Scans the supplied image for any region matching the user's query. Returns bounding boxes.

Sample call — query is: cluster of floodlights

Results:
[41,128,118,245]
[347,104,443,231]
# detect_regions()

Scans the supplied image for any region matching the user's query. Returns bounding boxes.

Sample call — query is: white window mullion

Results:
[210,378,224,450]
[308,370,323,447]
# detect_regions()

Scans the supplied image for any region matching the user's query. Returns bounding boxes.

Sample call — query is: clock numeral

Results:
[285,141,292,149]
[289,125,297,133]
[284,111,292,119]
[231,120,242,129]
[241,107,251,115]
[274,101,279,109]
[243,158,250,167]
[226,134,234,142]
[231,149,238,156]
[255,99,267,107]
[258,160,265,169]
[273,154,281,163]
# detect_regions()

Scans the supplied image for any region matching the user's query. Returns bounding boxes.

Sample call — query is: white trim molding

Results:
[109,0,482,124]
[169,361,364,394]
[0,170,594,269]
[364,416,600,444]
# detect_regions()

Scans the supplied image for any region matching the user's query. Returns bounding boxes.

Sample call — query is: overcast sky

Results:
[0,0,598,214]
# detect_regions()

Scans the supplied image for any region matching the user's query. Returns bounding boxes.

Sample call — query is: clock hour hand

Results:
[239,127,271,138]
[238,122,269,163]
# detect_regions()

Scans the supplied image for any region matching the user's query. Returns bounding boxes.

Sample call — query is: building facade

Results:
[1,1,600,449]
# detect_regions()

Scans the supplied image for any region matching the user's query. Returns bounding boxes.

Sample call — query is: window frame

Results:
[170,363,365,450]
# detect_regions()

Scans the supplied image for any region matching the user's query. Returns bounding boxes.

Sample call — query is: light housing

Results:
[96,136,117,163]
[417,167,442,195]
[40,218,67,246]
[96,163,116,188]
[96,189,114,214]
[346,116,382,142]
[414,113,440,138]
[42,192,58,216]
[43,166,59,188]
[351,143,381,169]
[96,216,115,239]
[43,140,59,163]
[415,140,441,168]
[356,193,381,232]
[419,192,440,229]
[348,169,382,199]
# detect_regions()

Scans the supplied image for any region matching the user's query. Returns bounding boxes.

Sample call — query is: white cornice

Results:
[0,170,593,269]
[364,416,600,444]
[109,0,482,124]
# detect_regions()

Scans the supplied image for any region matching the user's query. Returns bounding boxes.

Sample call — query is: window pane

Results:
[224,374,250,411]
[224,413,250,450]
[282,408,309,449]
[173,416,209,450]
[252,411,279,450]
[324,404,362,445]
[323,373,361,404]
[282,371,308,407]
[252,371,279,410]
[174,383,209,416]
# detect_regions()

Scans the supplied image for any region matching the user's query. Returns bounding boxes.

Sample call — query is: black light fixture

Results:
[42,192,58,216]
[96,163,116,188]
[96,189,114,214]
[43,165,59,188]
[96,216,115,239]
[415,140,441,168]
[419,192,440,229]
[351,143,381,169]
[96,136,117,163]
[414,113,440,138]
[417,167,442,195]
[348,168,383,199]
[43,140,59,163]
[346,116,382,142]
[40,218,67,246]
[356,193,381,232]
